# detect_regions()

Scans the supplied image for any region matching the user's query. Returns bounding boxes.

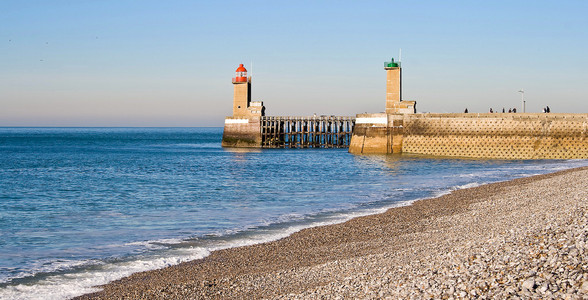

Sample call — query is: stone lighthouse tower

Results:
[232,64,251,117]
[230,63,264,118]
[222,63,265,147]
[385,58,416,114]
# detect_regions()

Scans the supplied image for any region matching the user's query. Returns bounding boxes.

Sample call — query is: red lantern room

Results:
[232,64,248,83]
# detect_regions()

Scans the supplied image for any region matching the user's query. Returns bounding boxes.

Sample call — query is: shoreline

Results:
[78,166,588,299]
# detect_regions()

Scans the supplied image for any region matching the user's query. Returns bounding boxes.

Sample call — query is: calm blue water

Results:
[0,127,586,299]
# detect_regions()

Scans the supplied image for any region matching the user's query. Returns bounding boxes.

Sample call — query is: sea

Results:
[0,127,586,299]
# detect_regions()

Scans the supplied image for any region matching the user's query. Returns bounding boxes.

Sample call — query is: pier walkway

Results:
[260,116,355,148]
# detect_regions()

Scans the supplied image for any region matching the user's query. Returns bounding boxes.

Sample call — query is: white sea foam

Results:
[124,238,185,249]
[0,259,102,286]
[0,247,210,300]
[431,181,482,198]
[454,182,482,190]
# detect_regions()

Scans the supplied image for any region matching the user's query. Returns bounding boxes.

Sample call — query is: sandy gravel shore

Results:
[77,166,588,299]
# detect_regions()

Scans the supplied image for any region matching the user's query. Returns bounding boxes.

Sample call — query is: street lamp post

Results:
[518,89,525,113]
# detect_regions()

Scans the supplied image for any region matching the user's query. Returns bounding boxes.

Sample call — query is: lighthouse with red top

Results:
[222,63,265,147]
[231,64,252,117]
[233,63,248,83]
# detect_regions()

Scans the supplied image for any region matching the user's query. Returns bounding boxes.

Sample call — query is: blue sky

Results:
[1,1,587,126]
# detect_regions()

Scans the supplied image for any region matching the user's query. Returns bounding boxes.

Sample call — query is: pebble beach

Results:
[77,166,588,299]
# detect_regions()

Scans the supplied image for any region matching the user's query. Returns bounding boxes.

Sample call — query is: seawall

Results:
[350,113,588,159]
[221,117,263,147]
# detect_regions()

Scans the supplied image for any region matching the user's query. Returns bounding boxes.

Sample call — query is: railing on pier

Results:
[260,116,355,148]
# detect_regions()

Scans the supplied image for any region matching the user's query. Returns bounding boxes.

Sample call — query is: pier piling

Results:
[260,116,355,148]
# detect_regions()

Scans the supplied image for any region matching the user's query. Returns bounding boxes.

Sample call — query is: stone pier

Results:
[349,113,588,159]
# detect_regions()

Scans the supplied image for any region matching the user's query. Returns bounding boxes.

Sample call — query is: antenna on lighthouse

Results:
[250,61,253,78]
[399,48,402,63]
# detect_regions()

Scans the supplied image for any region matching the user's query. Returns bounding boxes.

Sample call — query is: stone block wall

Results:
[350,113,588,159]
[221,117,262,147]
[348,114,390,154]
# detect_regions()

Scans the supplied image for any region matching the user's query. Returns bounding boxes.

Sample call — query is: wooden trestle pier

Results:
[260,116,355,148]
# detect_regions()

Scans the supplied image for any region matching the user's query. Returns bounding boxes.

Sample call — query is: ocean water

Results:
[0,127,586,299]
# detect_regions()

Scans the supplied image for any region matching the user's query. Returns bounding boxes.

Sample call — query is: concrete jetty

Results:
[350,112,588,159]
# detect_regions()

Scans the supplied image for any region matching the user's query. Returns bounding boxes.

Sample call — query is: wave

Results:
[0,247,210,300]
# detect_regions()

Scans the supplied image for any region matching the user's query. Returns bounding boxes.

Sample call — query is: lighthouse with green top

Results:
[384,58,416,114]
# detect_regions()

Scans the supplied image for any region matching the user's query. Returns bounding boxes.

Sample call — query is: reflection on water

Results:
[223,147,263,154]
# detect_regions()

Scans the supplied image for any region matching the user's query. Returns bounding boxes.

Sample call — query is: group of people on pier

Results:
[463,106,551,113]
[487,108,517,113]
[463,108,517,113]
